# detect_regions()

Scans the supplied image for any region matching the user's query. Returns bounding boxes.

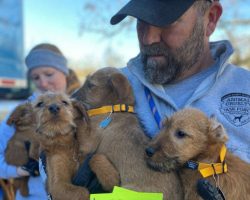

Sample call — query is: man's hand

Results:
[197,179,225,200]
[20,157,40,177]
[72,153,104,193]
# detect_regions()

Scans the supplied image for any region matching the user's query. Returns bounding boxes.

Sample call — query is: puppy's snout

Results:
[145,147,155,157]
[48,104,60,114]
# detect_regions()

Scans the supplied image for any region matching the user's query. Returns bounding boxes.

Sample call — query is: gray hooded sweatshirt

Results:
[121,40,250,163]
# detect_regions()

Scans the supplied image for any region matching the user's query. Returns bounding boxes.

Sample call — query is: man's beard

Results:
[141,18,205,85]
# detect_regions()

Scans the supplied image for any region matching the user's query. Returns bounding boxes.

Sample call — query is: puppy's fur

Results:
[73,100,120,192]
[146,108,250,200]
[5,103,39,196]
[33,92,90,200]
[72,67,183,200]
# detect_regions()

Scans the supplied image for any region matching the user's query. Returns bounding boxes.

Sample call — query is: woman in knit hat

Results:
[0,43,80,200]
[26,43,80,94]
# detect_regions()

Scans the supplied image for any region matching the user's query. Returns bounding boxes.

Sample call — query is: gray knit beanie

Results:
[25,49,69,75]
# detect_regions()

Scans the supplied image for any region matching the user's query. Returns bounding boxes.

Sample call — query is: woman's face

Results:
[30,66,67,93]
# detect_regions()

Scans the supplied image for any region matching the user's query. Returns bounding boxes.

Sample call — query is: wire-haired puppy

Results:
[32,92,90,200]
[145,108,250,200]
[72,67,183,200]
[5,102,39,196]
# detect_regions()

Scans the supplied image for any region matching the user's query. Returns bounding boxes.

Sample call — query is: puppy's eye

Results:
[87,81,95,89]
[62,100,69,106]
[36,102,44,108]
[175,130,187,139]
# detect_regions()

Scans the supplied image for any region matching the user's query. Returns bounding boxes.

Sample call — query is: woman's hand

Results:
[17,157,39,177]
[16,166,30,176]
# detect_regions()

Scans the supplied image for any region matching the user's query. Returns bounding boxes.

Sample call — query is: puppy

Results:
[33,92,90,200]
[5,102,39,196]
[72,67,183,200]
[146,108,250,200]
[73,100,120,192]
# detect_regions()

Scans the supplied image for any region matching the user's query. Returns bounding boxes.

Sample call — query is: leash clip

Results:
[185,160,199,170]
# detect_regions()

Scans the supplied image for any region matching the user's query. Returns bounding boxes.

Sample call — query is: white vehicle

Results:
[0,0,31,121]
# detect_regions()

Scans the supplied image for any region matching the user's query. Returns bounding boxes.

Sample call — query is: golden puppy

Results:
[72,67,183,200]
[5,102,39,196]
[33,92,119,200]
[73,98,121,192]
[146,108,250,200]
[33,92,90,200]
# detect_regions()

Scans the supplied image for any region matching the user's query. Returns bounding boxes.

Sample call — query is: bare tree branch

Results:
[79,0,250,68]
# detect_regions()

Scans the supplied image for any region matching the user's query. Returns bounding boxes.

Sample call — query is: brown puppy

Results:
[5,102,39,196]
[146,108,250,200]
[72,67,183,200]
[32,92,90,200]
[73,100,120,192]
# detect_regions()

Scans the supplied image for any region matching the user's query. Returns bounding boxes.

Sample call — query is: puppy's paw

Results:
[19,179,29,197]
[89,154,120,191]
[72,186,89,200]
[13,177,30,197]
[29,142,40,160]
[51,184,89,200]
[5,142,28,165]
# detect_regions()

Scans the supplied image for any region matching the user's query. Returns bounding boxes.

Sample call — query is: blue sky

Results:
[24,0,105,60]
[23,0,138,67]
[23,0,250,68]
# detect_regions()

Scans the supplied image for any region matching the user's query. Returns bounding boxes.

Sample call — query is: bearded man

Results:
[111,0,250,163]
[72,1,250,199]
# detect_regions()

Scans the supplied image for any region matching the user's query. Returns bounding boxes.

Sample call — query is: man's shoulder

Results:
[226,64,250,78]
[227,63,250,71]
[120,67,137,83]
[119,66,128,74]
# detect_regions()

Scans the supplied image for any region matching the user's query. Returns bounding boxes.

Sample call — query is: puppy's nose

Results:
[145,147,155,157]
[48,104,60,114]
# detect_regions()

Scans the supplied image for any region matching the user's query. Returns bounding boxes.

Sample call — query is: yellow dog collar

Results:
[186,145,228,178]
[87,104,134,117]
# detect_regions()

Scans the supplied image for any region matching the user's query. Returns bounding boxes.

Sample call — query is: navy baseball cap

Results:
[110,0,214,27]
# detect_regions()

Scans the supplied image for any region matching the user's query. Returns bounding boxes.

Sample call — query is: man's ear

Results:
[208,116,228,144]
[205,2,222,37]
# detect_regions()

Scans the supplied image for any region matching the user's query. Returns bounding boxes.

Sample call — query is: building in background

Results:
[0,0,31,121]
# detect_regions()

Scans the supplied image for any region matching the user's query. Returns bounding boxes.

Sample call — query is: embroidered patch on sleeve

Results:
[220,93,250,127]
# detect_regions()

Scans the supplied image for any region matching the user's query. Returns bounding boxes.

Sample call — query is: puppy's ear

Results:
[162,116,170,128]
[208,117,228,144]
[71,100,89,123]
[7,103,31,125]
[109,73,132,101]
